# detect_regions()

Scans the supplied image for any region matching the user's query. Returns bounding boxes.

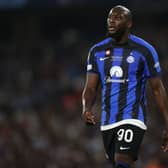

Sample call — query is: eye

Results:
[108,14,122,22]
[116,15,122,20]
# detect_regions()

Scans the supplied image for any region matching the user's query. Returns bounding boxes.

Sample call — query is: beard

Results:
[107,27,127,40]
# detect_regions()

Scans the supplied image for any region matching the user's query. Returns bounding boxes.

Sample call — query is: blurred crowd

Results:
[0,7,167,168]
[0,0,168,10]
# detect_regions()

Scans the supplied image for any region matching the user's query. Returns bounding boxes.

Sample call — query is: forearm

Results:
[82,87,97,113]
[152,85,168,128]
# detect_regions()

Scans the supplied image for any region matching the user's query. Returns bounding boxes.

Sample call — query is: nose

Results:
[108,18,115,25]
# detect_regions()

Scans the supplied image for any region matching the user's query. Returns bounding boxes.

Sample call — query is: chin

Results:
[107,32,117,38]
[107,29,125,39]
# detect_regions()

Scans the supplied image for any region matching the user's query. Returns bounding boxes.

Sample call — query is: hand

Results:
[161,130,168,152]
[82,111,96,125]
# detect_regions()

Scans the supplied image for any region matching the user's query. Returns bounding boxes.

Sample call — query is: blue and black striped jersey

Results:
[86,34,161,131]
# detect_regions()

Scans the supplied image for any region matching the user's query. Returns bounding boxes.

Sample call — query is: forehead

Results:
[108,8,127,17]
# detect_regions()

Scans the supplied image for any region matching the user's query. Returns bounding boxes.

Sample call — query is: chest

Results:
[95,48,144,82]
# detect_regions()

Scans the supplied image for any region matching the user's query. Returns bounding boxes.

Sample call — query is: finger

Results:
[89,116,96,124]
[86,118,96,124]
[83,112,92,118]
[82,112,96,124]
[86,114,94,119]
[85,116,96,124]
[163,146,168,152]
[85,112,94,117]
[161,145,168,152]
[163,148,168,152]
[85,113,95,121]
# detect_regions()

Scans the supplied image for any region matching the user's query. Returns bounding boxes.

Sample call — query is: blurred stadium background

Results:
[0,0,167,167]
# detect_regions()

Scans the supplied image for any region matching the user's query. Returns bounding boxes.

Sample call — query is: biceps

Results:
[149,77,166,96]
[85,73,99,89]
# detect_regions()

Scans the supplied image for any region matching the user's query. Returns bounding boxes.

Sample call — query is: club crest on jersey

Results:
[126,55,135,63]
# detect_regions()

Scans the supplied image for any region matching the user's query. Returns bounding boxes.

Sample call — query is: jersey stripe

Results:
[116,48,131,121]
[131,58,144,119]
[104,48,114,124]
[109,48,123,124]
[141,100,146,123]
[138,105,144,122]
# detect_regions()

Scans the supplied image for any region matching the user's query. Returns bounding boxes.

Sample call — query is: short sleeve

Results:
[144,46,161,78]
[86,47,99,74]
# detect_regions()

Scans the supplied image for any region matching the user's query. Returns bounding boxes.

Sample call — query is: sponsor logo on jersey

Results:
[99,56,122,61]
[99,57,110,61]
[105,66,129,83]
[110,66,123,78]
[119,146,130,150]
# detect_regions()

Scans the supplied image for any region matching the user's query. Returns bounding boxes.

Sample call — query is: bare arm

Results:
[82,73,99,125]
[149,77,168,151]
[149,77,168,126]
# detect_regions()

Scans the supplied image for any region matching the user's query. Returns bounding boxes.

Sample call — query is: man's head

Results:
[107,5,132,39]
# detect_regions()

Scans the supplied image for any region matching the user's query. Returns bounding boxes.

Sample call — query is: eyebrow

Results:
[108,12,125,18]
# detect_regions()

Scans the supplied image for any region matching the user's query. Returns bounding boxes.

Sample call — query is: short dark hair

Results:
[113,5,132,21]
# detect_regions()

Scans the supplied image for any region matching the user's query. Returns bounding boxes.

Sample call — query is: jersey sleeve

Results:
[144,46,161,78]
[86,47,99,74]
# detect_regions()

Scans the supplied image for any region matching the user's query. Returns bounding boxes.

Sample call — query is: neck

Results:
[114,31,130,44]
[108,30,130,45]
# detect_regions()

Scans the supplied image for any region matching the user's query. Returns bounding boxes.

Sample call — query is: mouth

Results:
[108,27,116,33]
[108,27,115,30]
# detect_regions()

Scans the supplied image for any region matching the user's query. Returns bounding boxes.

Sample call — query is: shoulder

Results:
[129,34,158,56]
[89,37,112,53]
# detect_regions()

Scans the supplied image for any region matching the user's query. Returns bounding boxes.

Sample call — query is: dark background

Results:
[0,0,167,168]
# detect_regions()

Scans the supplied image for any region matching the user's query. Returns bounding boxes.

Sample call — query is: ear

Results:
[127,20,132,29]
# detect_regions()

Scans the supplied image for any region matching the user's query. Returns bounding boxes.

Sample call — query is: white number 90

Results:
[117,129,133,143]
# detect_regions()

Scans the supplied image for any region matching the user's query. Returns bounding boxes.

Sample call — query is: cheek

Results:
[117,22,127,30]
